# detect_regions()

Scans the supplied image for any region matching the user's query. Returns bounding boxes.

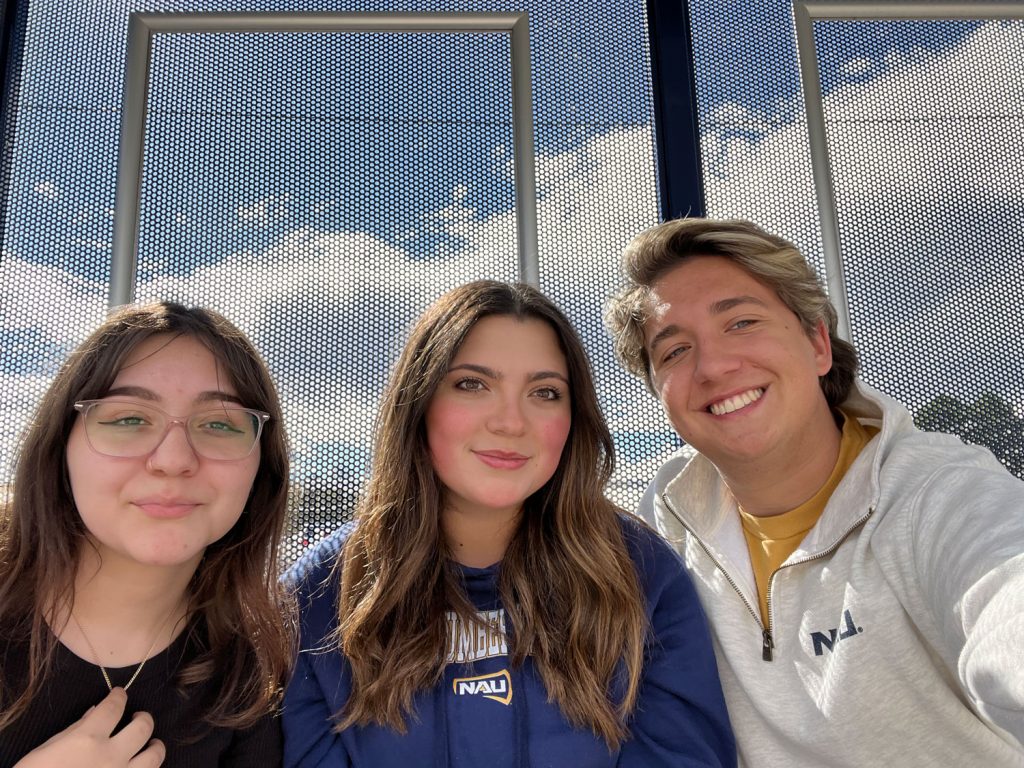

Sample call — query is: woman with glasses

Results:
[0,302,294,767]
[282,281,735,767]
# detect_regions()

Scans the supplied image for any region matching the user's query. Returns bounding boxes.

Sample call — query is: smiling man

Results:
[605,218,1024,766]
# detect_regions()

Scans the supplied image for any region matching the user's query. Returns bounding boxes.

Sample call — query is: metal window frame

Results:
[793,0,1023,341]
[110,11,538,307]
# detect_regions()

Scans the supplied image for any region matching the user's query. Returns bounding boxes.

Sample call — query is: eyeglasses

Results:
[73,399,270,461]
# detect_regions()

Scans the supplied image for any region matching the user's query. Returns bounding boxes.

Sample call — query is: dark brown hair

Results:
[605,217,859,406]
[0,302,295,729]
[337,281,647,748]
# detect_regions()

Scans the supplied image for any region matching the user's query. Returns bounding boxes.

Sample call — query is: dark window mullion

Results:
[646,0,704,221]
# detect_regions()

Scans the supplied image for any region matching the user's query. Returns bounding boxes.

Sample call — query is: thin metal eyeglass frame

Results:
[72,399,270,460]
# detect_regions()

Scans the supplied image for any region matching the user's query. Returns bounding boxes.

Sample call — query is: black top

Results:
[0,625,280,768]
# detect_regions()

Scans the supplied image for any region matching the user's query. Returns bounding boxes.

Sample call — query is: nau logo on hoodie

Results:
[453,669,513,705]
[810,609,864,656]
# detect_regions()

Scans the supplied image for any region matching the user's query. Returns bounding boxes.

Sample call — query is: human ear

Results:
[810,319,833,376]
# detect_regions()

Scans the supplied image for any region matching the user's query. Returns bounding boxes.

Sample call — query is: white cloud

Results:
[706,22,1024,205]
[0,254,106,343]
[0,256,108,477]
[707,102,780,137]
[33,180,58,200]
[0,371,55,479]
[132,227,515,474]
[2,123,666,486]
[424,188,475,226]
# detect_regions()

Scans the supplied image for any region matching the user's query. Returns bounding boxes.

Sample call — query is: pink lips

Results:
[474,450,529,470]
[134,500,199,519]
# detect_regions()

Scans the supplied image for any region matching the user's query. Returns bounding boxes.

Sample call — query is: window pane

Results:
[0,1,661,566]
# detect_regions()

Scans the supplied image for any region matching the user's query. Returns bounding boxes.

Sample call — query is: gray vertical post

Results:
[109,12,151,310]
[793,2,852,341]
[510,14,539,286]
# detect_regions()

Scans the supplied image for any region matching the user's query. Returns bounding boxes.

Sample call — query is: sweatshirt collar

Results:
[661,380,908,558]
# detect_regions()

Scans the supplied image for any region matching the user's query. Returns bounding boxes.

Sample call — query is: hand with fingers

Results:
[13,687,165,768]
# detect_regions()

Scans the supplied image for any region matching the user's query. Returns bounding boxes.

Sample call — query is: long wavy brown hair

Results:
[336,281,647,748]
[0,302,295,730]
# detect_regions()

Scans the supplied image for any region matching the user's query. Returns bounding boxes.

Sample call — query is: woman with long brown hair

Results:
[0,302,295,767]
[283,281,734,767]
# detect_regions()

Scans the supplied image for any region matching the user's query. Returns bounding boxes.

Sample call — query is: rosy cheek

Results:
[539,415,572,464]
[425,402,466,476]
[428,440,457,480]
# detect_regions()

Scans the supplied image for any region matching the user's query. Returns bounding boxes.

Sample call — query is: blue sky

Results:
[2,1,1022,497]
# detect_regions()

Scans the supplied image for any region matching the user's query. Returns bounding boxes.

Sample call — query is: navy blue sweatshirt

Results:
[282,518,735,767]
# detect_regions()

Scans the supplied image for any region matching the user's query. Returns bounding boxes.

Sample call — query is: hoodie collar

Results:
[661,380,910,559]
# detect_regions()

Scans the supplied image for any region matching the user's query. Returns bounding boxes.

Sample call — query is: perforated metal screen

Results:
[0,1,661,568]
[816,16,1024,477]
[690,2,1024,478]
[690,0,825,275]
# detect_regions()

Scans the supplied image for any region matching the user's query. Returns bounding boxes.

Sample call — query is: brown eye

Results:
[533,387,563,401]
[454,377,486,391]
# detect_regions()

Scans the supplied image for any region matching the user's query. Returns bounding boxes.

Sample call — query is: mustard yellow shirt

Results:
[740,411,878,625]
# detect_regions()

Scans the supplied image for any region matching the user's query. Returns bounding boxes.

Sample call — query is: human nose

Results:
[145,419,199,475]
[692,338,741,383]
[487,393,527,435]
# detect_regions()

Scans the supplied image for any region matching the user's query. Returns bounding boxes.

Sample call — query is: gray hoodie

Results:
[640,381,1024,767]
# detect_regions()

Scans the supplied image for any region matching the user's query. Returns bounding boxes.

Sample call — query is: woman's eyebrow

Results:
[103,385,157,400]
[448,363,499,379]
[101,386,243,406]
[529,371,569,384]
[195,391,245,405]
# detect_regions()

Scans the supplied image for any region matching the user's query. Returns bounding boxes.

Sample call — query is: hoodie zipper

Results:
[664,493,874,662]
[663,494,767,655]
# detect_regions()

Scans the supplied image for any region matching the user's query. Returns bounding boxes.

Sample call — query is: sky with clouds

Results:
[2,6,1022,503]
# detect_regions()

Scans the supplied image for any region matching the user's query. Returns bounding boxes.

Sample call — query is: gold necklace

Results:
[68,606,177,692]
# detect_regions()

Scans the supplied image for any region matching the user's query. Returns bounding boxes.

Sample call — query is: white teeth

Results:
[709,388,764,416]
